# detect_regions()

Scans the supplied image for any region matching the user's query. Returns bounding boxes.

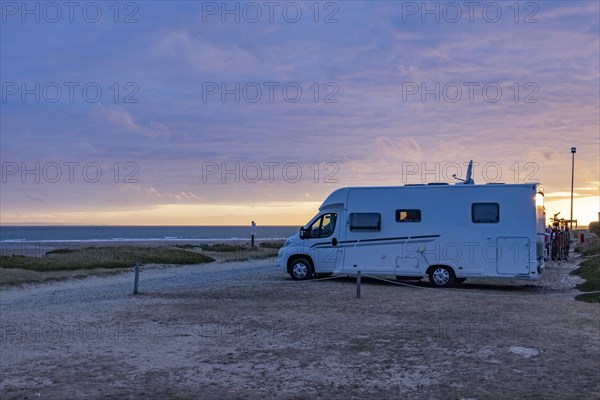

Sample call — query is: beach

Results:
[1,251,599,399]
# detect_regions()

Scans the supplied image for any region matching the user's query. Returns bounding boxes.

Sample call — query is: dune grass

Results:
[571,255,600,303]
[0,246,214,272]
[200,243,244,252]
[259,241,284,249]
[575,236,600,257]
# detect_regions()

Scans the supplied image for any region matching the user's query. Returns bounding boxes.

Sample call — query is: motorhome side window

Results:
[308,213,337,238]
[396,209,421,222]
[472,203,499,223]
[349,213,381,231]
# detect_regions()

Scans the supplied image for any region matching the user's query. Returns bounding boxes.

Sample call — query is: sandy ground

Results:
[0,256,599,400]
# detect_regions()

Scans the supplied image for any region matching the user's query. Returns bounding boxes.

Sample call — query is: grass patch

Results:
[571,255,600,303]
[0,246,214,272]
[199,245,279,262]
[575,236,600,256]
[200,243,248,252]
[173,244,200,250]
[259,241,284,249]
[46,248,78,255]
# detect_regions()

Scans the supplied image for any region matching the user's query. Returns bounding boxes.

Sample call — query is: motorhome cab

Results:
[277,175,546,287]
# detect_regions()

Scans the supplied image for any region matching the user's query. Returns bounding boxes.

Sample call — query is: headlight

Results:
[283,239,291,247]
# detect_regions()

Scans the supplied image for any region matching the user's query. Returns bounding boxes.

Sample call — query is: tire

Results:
[290,258,314,281]
[428,266,456,288]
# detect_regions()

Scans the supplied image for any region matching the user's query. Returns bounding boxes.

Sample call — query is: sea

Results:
[0,226,300,243]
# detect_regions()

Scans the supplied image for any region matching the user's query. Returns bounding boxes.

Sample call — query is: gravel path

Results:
[1,257,599,399]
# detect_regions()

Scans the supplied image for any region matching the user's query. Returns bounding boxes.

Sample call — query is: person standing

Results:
[251,221,256,248]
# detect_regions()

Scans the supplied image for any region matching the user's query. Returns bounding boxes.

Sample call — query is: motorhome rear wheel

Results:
[429,266,456,288]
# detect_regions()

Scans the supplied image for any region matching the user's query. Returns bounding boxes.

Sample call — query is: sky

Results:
[1,0,599,226]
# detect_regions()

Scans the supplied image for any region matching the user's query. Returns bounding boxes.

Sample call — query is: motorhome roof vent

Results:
[427,182,449,185]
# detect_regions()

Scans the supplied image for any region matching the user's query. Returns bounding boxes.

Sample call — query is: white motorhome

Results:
[277,174,546,287]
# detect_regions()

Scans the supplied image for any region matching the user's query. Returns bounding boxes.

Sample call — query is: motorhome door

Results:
[305,211,345,274]
[496,237,531,275]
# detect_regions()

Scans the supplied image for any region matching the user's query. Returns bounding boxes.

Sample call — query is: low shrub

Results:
[0,246,215,272]
[571,255,600,303]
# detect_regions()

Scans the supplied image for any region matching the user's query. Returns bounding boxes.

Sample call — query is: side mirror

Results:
[332,237,338,247]
[299,228,309,239]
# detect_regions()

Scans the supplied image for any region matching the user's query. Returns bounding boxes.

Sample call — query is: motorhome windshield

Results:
[306,213,337,238]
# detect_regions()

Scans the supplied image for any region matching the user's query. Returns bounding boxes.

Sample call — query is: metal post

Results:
[570,147,576,237]
[133,261,140,295]
[356,270,361,299]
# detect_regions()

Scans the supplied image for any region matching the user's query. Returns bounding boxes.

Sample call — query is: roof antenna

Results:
[453,160,474,185]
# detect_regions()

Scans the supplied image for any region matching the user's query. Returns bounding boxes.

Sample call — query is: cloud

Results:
[154,30,267,78]
[540,2,600,19]
[525,147,564,165]
[24,193,44,203]
[104,106,138,130]
[99,106,171,138]
[376,136,422,160]
[168,192,206,202]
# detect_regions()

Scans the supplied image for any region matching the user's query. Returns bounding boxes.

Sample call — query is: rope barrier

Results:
[359,273,592,298]
[130,257,595,299]
[137,269,592,299]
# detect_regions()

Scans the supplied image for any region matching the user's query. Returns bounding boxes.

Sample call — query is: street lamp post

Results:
[570,147,576,237]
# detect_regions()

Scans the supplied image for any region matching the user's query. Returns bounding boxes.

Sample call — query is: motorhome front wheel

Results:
[290,258,314,281]
[429,266,456,288]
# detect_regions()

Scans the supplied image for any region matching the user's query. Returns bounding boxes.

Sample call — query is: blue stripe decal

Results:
[309,235,440,249]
